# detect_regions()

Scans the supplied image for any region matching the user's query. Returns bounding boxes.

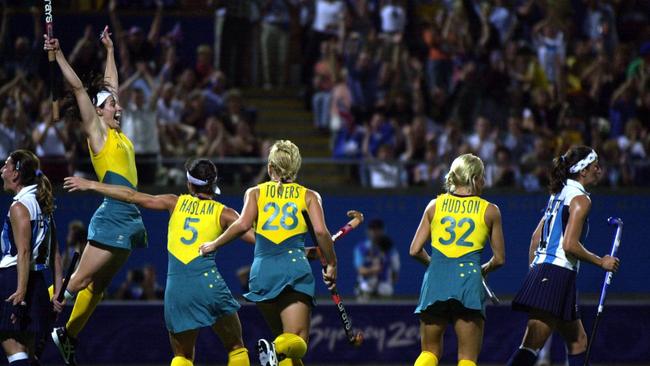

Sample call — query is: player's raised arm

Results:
[100,26,118,93]
[44,36,100,140]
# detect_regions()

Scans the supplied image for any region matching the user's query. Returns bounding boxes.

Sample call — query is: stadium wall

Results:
[36,302,650,364]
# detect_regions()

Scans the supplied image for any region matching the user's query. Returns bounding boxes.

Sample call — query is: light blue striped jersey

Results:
[0,185,54,271]
[532,179,590,272]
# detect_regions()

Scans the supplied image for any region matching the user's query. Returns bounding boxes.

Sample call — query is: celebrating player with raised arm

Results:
[64,158,253,366]
[44,27,147,366]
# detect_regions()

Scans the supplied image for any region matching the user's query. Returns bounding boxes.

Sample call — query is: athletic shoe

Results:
[257,338,278,366]
[51,327,77,366]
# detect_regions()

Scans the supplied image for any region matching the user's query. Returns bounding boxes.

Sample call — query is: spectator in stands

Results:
[312,40,336,130]
[109,0,163,74]
[202,70,228,117]
[412,140,447,187]
[32,100,68,183]
[365,143,407,188]
[68,25,103,80]
[156,82,190,156]
[379,0,407,36]
[354,219,400,300]
[329,69,353,134]
[114,264,163,301]
[119,63,162,184]
[333,118,364,159]
[0,104,30,160]
[466,116,497,164]
[194,44,214,86]
[62,220,87,272]
[220,89,256,134]
[196,116,227,158]
[363,111,395,158]
[0,5,42,80]
[485,145,520,188]
[260,0,290,89]
[303,0,346,90]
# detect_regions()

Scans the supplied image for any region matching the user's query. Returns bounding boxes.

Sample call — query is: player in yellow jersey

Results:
[63,158,253,366]
[44,29,147,366]
[199,140,337,366]
[409,154,505,366]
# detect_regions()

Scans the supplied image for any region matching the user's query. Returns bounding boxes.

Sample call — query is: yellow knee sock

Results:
[279,359,304,366]
[228,347,249,366]
[66,285,103,338]
[274,333,307,360]
[458,360,476,366]
[415,351,439,366]
[170,356,193,366]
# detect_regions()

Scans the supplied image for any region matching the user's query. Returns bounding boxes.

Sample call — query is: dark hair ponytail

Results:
[548,145,594,194]
[185,158,218,195]
[9,150,55,215]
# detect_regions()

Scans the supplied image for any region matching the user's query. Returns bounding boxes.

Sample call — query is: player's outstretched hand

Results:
[100,25,113,50]
[63,176,92,192]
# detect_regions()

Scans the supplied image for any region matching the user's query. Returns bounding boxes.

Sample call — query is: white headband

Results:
[95,90,113,107]
[569,150,598,173]
[186,171,221,195]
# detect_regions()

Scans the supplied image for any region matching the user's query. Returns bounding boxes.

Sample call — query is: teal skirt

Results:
[165,256,240,333]
[244,233,315,303]
[88,197,147,250]
[415,248,486,318]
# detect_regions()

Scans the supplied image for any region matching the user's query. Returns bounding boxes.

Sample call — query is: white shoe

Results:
[257,338,278,366]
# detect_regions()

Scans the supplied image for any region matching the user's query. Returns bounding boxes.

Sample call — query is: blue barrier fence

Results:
[1,192,648,297]
[35,302,650,364]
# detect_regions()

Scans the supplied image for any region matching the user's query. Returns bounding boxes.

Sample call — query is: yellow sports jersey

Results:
[168,194,225,264]
[431,193,490,258]
[256,181,307,244]
[89,128,138,188]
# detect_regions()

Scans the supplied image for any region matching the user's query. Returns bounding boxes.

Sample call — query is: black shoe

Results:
[51,327,77,366]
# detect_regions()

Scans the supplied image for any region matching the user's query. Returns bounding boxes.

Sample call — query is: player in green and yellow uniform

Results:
[200,140,337,366]
[45,28,148,366]
[63,159,252,366]
[409,154,505,366]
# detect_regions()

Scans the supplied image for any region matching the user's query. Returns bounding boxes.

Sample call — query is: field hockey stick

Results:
[57,251,80,302]
[584,217,623,366]
[482,277,500,305]
[302,210,364,347]
[304,210,364,260]
[43,0,59,122]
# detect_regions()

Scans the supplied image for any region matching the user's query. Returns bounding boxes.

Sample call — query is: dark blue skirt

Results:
[0,267,51,334]
[512,263,579,321]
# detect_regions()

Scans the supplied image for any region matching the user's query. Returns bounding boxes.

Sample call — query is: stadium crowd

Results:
[0,0,649,191]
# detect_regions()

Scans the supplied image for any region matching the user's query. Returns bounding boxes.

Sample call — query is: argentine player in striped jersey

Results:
[0,150,63,366]
[63,158,253,366]
[507,146,620,366]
